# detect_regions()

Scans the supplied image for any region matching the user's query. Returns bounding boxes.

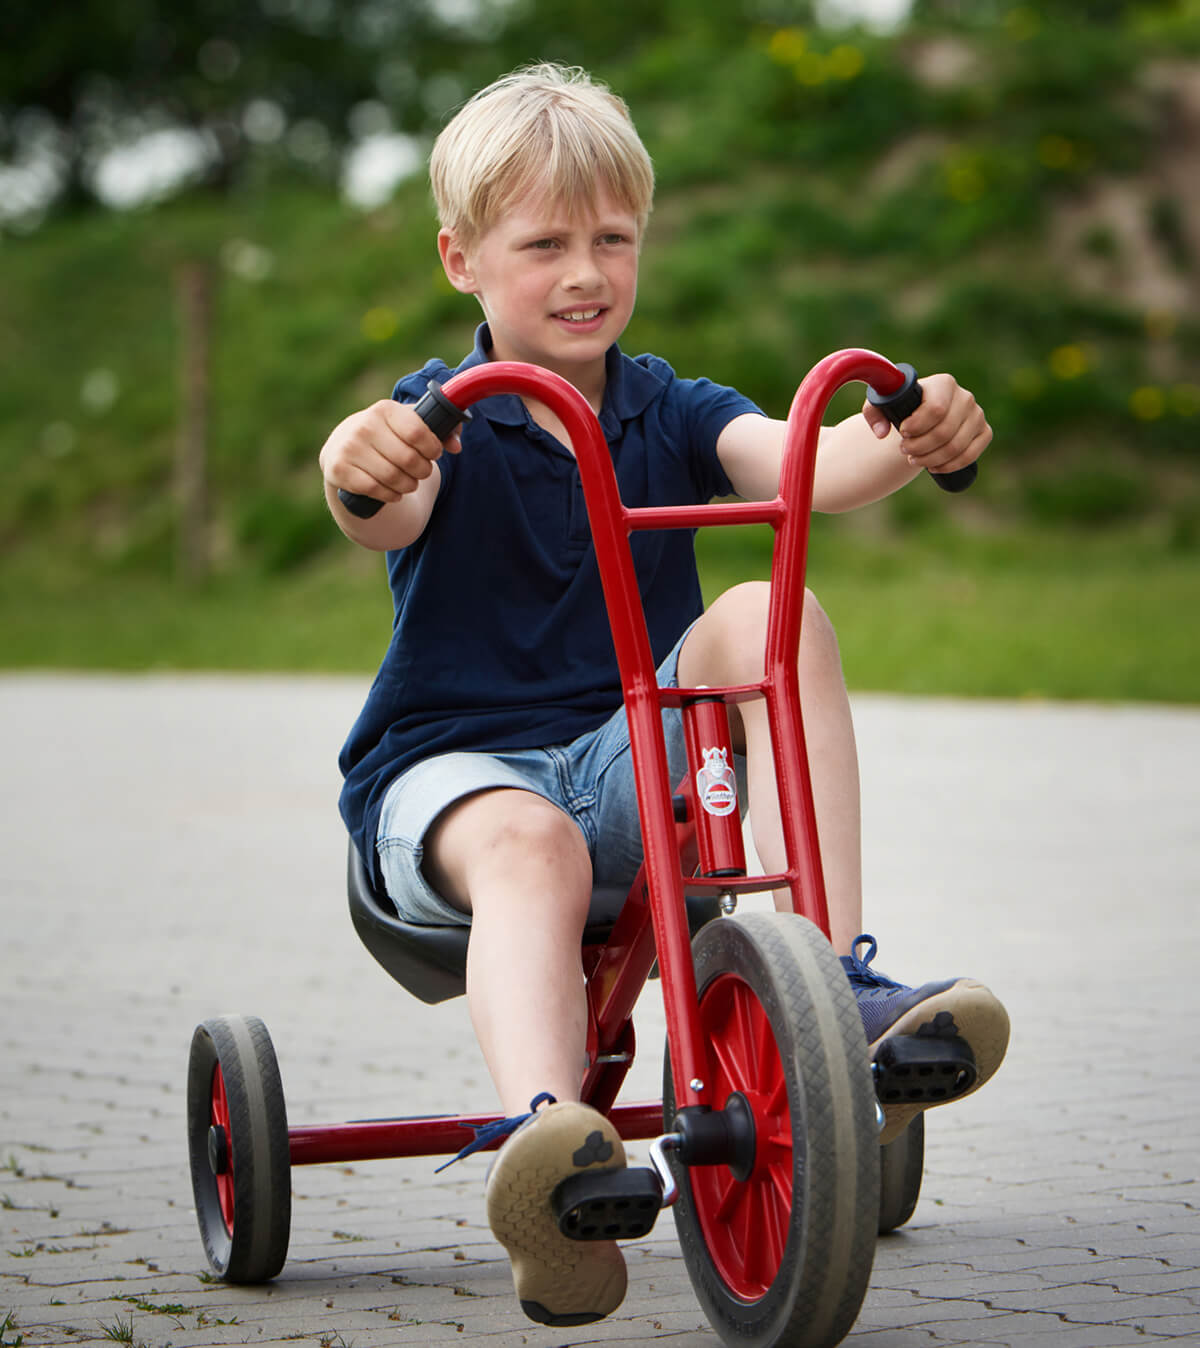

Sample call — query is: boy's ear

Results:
[438,229,477,294]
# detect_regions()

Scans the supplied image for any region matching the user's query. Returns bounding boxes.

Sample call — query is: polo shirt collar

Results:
[461,323,664,432]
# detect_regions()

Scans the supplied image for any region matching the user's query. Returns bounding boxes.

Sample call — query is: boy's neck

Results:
[523,394,594,452]
[562,363,607,416]
[482,333,608,422]
[527,360,605,451]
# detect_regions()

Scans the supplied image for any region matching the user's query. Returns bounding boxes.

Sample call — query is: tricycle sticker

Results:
[696,745,738,817]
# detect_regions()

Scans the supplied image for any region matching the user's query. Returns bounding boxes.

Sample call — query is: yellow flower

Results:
[794,50,828,85]
[1048,344,1088,379]
[1129,386,1165,421]
[361,306,397,343]
[828,45,865,80]
[768,27,808,65]
[944,151,986,204]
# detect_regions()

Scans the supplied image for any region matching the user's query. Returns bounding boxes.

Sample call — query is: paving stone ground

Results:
[2,674,1197,1347]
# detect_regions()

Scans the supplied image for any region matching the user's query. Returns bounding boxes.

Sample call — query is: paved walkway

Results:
[1,674,1197,1347]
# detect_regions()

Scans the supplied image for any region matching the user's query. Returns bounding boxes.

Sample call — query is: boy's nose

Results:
[563,252,604,290]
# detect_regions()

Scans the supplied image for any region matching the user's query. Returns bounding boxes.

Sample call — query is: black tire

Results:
[187,1015,291,1282]
[877,1113,924,1235]
[665,913,879,1347]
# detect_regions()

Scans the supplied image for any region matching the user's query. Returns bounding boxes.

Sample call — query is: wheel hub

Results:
[208,1124,229,1176]
[673,1093,757,1183]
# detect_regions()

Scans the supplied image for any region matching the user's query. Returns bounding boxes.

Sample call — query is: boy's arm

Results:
[716,372,990,512]
[319,399,461,551]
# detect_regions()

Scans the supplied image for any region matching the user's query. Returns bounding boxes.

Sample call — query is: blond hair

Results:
[430,64,655,251]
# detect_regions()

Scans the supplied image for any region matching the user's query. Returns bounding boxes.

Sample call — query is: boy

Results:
[320,64,1008,1327]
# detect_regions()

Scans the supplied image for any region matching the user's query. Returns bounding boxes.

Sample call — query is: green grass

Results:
[806,529,1198,703]
[2,519,1195,703]
[2,15,1198,706]
[699,519,1199,703]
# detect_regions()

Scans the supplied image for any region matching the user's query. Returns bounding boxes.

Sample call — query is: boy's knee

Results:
[706,580,771,655]
[738,582,837,654]
[495,793,588,865]
[801,586,835,642]
[687,582,835,683]
[430,789,590,897]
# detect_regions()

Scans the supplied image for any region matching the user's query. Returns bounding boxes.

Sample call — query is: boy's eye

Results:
[529,238,559,250]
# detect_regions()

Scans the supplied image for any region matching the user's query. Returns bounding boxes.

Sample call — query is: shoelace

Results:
[840,933,904,992]
[434,1091,557,1173]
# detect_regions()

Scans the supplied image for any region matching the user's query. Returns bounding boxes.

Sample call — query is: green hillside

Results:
[1,8,1198,698]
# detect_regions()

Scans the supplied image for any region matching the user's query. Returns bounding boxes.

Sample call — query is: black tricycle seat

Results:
[346,841,719,1005]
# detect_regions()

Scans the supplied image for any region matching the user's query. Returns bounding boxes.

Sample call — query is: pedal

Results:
[873,1034,977,1105]
[552,1167,664,1241]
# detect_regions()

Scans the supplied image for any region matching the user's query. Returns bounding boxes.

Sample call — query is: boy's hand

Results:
[861,373,991,478]
[319,399,462,507]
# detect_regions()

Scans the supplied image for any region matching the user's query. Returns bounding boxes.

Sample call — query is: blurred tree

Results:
[479,0,766,68]
[0,0,469,213]
[910,0,1175,21]
[0,0,818,219]
[0,0,470,574]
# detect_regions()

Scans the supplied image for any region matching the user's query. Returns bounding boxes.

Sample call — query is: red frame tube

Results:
[682,697,746,877]
[438,361,715,1108]
[288,349,906,1159]
[290,1101,665,1167]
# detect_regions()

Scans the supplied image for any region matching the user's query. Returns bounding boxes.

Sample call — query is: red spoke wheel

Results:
[665,913,879,1347]
[187,1015,291,1283]
[877,1114,924,1235]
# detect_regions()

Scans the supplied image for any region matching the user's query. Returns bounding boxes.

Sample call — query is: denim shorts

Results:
[377,625,733,926]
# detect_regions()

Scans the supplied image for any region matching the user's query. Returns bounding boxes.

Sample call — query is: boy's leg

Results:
[422,786,628,1326]
[677,581,864,954]
[422,787,594,1113]
[677,581,1009,1138]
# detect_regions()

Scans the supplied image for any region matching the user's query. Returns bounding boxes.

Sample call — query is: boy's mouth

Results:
[555,306,605,326]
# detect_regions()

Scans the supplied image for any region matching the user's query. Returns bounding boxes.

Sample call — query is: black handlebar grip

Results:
[337,490,386,519]
[866,362,977,494]
[336,381,472,519]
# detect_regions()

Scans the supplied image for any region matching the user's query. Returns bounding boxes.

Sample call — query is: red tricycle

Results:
[187,349,976,1347]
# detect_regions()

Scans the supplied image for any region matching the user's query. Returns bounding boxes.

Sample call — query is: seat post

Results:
[680,694,746,880]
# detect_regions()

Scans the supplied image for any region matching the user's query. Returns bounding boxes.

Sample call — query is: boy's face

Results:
[439,186,639,394]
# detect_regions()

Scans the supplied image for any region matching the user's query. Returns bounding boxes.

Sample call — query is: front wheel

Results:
[187,1014,291,1282]
[665,913,879,1347]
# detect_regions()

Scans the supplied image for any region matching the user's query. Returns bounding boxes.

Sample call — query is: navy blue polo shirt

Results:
[338,324,761,882]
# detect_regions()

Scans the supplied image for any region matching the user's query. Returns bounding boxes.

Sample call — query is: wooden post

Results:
[174,259,213,580]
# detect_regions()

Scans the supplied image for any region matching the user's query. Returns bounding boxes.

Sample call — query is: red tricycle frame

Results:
[283,347,910,1169]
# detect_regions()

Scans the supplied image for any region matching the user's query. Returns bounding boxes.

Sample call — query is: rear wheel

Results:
[665,913,879,1347]
[877,1114,924,1235]
[187,1015,291,1282]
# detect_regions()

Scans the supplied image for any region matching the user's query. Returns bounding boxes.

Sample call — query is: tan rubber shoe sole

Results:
[873,978,1011,1144]
[485,1101,628,1326]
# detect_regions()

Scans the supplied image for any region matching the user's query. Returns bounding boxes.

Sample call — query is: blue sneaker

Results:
[841,934,1009,1142]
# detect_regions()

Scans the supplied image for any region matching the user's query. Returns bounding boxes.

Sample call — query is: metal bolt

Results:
[689,1078,705,1093]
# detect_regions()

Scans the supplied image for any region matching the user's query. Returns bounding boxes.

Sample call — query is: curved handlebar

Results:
[336,354,977,520]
